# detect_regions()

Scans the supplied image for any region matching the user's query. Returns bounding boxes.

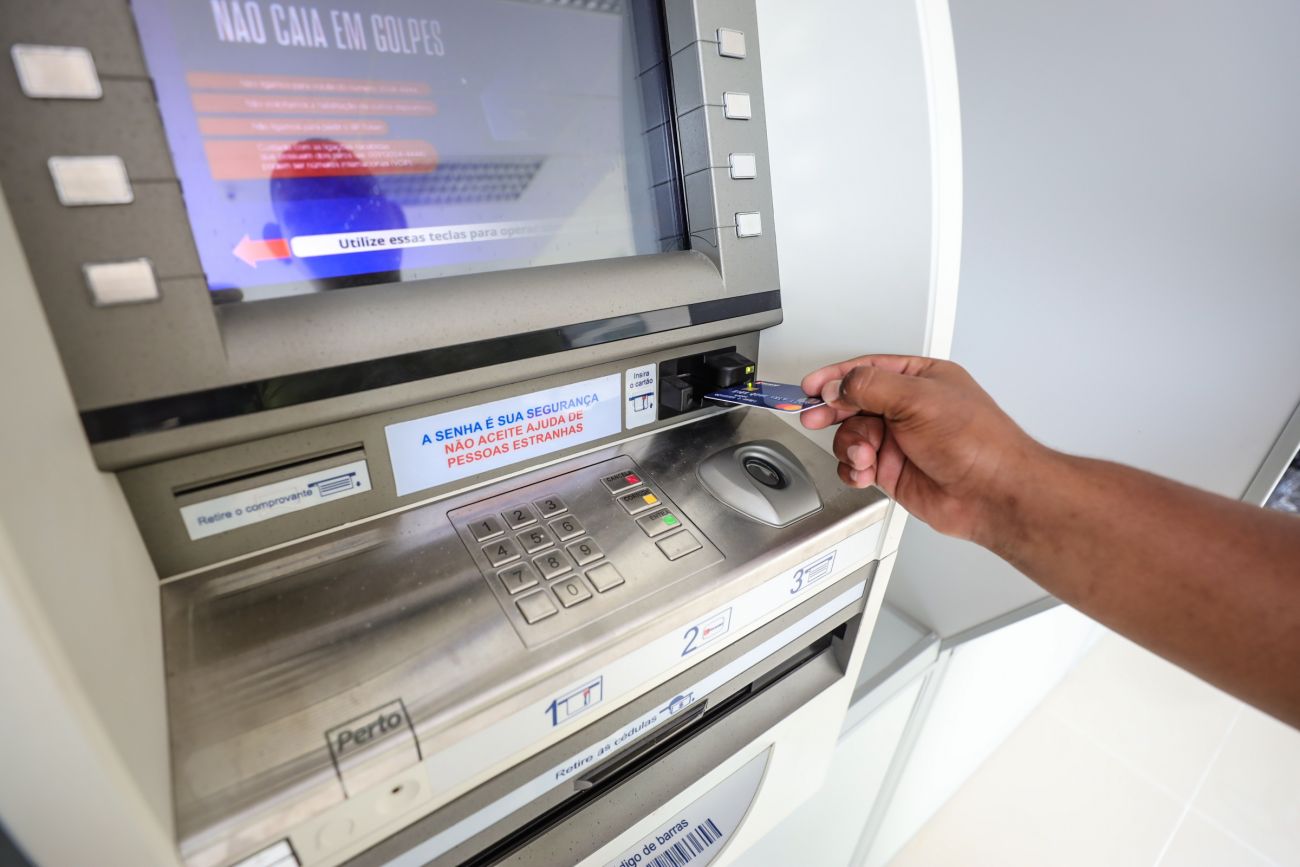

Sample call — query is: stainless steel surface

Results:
[161,411,888,865]
[450,456,723,647]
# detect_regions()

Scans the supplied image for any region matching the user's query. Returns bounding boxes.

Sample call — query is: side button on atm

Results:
[636,508,682,538]
[601,471,644,494]
[657,531,703,561]
[618,489,660,515]
[517,591,558,624]
[84,259,159,306]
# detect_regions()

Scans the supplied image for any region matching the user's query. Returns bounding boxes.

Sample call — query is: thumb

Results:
[825,363,934,421]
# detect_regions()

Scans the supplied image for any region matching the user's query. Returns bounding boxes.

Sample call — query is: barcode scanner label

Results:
[605,751,770,867]
[646,820,723,867]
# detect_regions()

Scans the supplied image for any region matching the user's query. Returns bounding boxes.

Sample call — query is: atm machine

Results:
[0,2,919,866]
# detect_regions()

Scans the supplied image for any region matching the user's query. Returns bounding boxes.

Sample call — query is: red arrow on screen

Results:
[233,235,291,268]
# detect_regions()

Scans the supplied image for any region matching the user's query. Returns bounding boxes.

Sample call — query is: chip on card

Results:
[704,381,825,413]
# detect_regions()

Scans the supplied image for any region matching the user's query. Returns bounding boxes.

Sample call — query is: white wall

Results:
[890,0,1300,636]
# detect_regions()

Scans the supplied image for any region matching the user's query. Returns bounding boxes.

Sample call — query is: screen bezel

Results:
[0,0,781,469]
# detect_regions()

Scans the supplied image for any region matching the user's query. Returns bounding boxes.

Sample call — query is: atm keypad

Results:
[452,458,721,643]
[657,531,703,561]
[601,471,643,494]
[533,496,567,518]
[471,515,505,542]
[484,538,521,567]
[566,538,603,566]
[499,562,540,595]
[518,526,554,554]
[586,563,625,593]
[618,489,660,515]
[553,576,593,608]
[549,515,585,541]
[516,592,558,624]
[533,549,573,580]
[637,508,682,538]
[502,504,538,530]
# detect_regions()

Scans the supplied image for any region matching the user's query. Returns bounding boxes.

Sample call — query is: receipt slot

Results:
[0,1,920,866]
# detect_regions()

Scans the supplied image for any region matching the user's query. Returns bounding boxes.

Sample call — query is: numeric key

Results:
[483,538,522,567]
[502,504,539,529]
[549,515,585,541]
[470,515,505,542]
[566,538,603,566]
[533,549,574,580]
[517,526,554,554]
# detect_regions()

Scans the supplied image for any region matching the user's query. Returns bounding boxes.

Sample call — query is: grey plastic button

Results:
[728,153,758,180]
[618,489,661,515]
[735,212,763,238]
[502,504,538,529]
[601,470,645,494]
[586,563,626,593]
[657,531,703,561]
[49,156,133,206]
[483,538,521,567]
[717,28,747,59]
[517,526,554,554]
[722,91,752,120]
[533,549,573,580]
[83,259,158,306]
[549,515,585,542]
[516,592,558,624]
[470,515,505,542]
[553,576,593,608]
[637,508,683,538]
[532,495,567,518]
[566,538,604,567]
[12,45,102,99]
[499,562,540,595]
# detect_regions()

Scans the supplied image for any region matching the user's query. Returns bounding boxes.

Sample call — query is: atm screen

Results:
[130,0,684,303]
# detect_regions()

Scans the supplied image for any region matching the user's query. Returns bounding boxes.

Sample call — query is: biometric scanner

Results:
[0,2,916,866]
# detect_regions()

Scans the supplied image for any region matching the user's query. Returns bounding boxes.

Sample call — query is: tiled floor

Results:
[889,632,1300,867]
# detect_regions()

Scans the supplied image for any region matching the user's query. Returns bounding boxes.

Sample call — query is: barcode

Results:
[647,820,724,867]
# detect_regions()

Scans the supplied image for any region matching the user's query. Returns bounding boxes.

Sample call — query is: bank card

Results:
[704,381,825,413]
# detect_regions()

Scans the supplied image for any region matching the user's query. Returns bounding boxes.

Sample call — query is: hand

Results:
[800,355,1045,543]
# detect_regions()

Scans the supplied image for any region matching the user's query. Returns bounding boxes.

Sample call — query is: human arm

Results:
[801,355,1300,727]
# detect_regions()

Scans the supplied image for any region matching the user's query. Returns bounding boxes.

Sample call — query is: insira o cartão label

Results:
[385,375,623,496]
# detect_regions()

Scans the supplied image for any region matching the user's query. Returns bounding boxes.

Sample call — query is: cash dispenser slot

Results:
[346,560,871,867]
[455,618,856,867]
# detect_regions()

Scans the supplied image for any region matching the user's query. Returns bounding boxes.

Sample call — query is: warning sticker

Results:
[384,374,623,496]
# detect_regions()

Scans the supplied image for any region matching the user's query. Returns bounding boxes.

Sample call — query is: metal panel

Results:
[118,332,761,577]
[161,410,887,865]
